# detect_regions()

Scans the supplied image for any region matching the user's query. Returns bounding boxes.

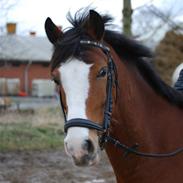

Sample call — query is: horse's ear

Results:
[83,10,104,41]
[45,17,63,44]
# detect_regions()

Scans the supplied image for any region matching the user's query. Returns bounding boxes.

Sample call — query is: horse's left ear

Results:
[83,10,104,41]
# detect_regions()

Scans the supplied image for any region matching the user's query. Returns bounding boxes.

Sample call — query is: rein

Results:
[60,40,183,158]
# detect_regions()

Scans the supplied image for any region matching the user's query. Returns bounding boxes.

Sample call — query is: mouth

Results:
[72,153,99,167]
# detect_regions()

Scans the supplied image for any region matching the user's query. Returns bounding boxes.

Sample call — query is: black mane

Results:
[104,29,183,108]
[52,9,183,108]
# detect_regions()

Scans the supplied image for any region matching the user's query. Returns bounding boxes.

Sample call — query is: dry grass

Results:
[0,107,65,151]
[0,107,64,129]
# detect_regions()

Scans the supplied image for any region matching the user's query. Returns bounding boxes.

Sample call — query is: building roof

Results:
[0,34,53,62]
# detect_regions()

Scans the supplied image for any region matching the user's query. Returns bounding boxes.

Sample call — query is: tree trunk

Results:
[122,0,133,36]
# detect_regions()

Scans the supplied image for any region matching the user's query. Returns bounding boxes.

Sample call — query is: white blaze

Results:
[59,59,92,157]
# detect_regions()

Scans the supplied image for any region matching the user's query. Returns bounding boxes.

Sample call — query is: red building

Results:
[0,24,53,95]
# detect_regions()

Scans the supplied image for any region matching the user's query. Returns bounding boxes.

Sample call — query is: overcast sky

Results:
[2,0,183,36]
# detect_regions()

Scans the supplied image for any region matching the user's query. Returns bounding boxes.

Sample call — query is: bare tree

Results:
[0,0,18,34]
[133,2,183,46]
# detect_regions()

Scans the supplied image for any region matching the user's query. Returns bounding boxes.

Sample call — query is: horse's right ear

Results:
[45,17,63,44]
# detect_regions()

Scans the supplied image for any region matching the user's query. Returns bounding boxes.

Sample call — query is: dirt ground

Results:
[0,150,115,183]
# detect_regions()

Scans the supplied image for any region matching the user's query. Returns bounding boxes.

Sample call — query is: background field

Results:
[0,104,115,183]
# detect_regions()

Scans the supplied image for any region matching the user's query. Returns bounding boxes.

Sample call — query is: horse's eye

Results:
[97,67,108,78]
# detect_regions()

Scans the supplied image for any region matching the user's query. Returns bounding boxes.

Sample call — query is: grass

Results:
[0,122,64,152]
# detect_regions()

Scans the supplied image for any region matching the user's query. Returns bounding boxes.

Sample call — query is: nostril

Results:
[83,139,94,153]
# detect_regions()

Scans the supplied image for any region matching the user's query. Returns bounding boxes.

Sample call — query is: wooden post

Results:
[122,0,133,36]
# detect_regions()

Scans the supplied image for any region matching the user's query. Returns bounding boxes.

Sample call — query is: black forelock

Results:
[66,8,113,29]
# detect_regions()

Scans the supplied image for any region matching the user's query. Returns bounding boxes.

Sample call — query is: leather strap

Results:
[65,118,104,132]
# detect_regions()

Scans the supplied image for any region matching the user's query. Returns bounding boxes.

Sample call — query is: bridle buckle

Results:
[99,129,110,150]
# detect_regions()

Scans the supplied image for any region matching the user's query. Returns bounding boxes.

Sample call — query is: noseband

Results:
[63,40,116,148]
[60,40,183,158]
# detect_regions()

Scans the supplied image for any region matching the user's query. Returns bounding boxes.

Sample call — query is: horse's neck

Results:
[105,60,183,182]
[111,62,159,146]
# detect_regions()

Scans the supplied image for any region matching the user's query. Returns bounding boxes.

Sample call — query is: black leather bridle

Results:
[63,40,116,149]
[59,40,183,158]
